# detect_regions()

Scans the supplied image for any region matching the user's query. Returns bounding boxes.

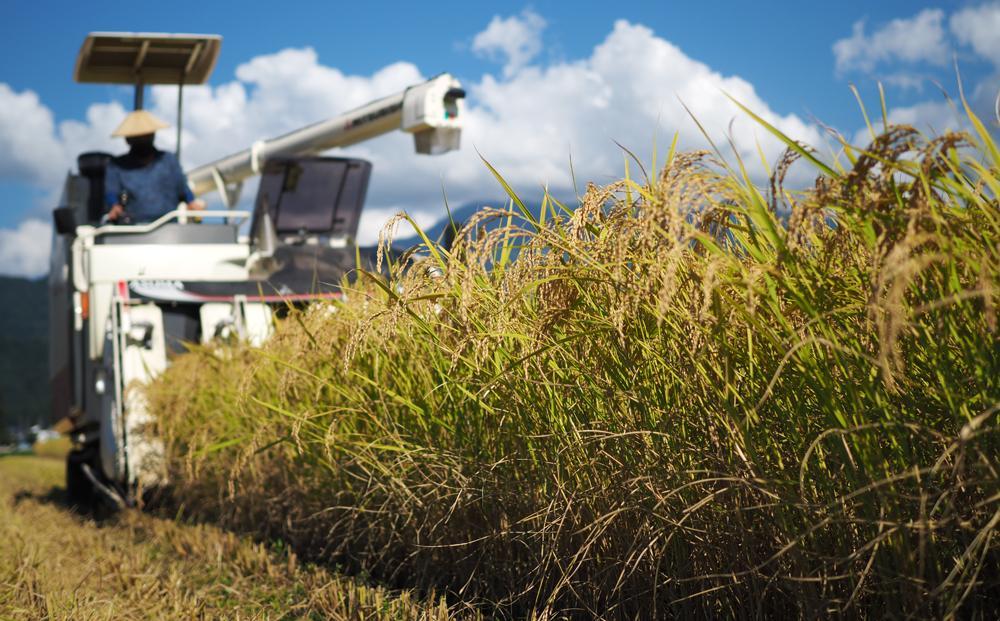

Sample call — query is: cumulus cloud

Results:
[0,85,67,187]
[951,3,1000,66]
[0,15,829,276]
[887,100,964,131]
[0,219,51,278]
[0,84,124,188]
[472,9,547,77]
[461,20,821,193]
[833,9,949,74]
[881,73,928,92]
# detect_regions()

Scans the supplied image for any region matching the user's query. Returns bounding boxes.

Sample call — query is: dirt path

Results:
[0,455,455,620]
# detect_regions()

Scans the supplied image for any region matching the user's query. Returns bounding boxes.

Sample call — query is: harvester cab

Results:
[49,32,465,508]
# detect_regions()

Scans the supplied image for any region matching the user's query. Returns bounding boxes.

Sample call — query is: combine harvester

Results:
[49,32,464,507]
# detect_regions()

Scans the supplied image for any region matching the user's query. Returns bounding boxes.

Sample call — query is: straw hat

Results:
[111,110,169,138]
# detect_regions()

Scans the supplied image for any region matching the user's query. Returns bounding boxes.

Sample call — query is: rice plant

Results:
[149,103,999,618]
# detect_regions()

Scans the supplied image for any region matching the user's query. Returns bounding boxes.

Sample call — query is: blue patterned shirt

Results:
[104,150,194,223]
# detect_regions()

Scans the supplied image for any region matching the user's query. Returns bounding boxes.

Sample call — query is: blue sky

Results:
[2,1,998,276]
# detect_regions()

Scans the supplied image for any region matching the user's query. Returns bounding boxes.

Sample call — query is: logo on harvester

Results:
[130,280,185,292]
[128,280,194,302]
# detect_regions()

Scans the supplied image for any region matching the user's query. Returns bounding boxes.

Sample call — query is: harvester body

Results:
[49,33,463,504]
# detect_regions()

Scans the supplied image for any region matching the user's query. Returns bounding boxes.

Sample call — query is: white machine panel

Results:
[87,244,250,283]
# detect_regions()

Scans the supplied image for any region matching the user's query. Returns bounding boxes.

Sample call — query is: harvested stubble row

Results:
[0,455,464,620]
[150,114,1000,619]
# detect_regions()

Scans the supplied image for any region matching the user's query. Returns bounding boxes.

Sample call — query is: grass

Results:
[32,436,71,460]
[0,455,470,620]
[149,107,999,618]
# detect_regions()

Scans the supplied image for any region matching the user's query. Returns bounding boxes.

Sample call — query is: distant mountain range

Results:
[0,276,49,433]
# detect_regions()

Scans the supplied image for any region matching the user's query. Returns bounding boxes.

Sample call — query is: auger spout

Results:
[186,74,465,198]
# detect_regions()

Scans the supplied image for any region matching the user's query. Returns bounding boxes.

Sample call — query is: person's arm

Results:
[103,163,126,221]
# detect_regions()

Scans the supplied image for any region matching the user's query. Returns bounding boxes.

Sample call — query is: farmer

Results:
[104,110,204,223]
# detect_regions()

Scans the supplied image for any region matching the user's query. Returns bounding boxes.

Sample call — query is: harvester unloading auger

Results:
[49,32,464,508]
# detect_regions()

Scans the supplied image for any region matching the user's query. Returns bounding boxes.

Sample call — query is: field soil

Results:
[0,455,460,620]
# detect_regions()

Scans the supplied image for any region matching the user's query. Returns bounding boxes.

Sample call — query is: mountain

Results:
[392,199,544,249]
[0,276,49,433]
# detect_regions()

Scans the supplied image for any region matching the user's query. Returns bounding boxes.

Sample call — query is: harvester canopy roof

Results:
[74,32,221,85]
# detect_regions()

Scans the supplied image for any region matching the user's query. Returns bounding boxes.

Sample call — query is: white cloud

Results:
[951,3,1000,66]
[882,73,927,92]
[472,9,547,77]
[0,219,51,278]
[0,83,124,190]
[458,20,824,196]
[0,15,827,276]
[886,99,964,132]
[833,9,949,74]
[0,85,64,187]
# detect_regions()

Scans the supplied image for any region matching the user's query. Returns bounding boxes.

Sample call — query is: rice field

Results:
[148,104,1000,618]
[0,454,464,620]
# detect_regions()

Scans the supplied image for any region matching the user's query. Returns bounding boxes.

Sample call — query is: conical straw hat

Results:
[111,110,169,138]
